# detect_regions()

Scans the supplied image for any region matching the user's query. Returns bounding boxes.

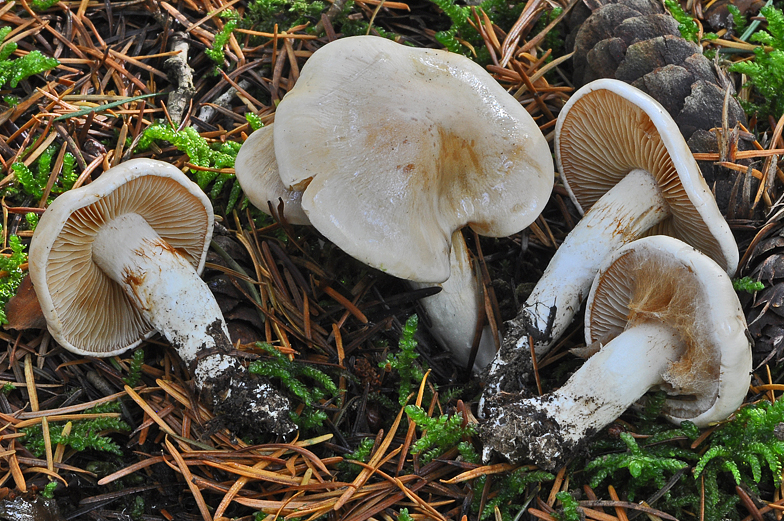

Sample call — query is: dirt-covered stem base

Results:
[481,321,683,470]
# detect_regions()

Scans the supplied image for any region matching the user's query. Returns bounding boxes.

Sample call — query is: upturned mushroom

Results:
[483,78,738,403]
[235,35,553,372]
[481,235,751,470]
[29,158,295,435]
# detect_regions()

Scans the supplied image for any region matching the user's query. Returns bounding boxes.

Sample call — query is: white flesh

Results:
[540,322,681,445]
[409,231,498,372]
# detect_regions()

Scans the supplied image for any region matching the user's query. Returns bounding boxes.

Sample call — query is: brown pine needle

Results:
[441,463,520,484]
[334,404,407,510]
[165,437,213,521]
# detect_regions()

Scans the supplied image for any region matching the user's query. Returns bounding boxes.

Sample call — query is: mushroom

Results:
[233,123,309,225]
[480,235,751,470]
[29,158,295,435]
[483,78,738,401]
[235,35,553,372]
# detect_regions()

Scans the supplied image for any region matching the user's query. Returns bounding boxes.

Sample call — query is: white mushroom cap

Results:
[29,158,213,357]
[274,35,554,283]
[555,78,738,274]
[234,123,310,225]
[585,235,751,426]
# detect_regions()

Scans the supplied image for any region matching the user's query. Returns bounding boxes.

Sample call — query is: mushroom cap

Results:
[274,35,554,283]
[234,123,310,225]
[585,235,751,427]
[554,78,738,275]
[29,158,214,357]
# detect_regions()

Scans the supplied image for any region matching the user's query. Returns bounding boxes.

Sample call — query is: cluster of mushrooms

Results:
[27,35,752,470]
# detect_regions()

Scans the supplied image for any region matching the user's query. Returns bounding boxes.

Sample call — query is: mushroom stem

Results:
[481,321,683,470]
[93,212,231,368]
[522,168,669,348]
[482,168,670,412]
[409,231,498,372]
[93,213,296,434]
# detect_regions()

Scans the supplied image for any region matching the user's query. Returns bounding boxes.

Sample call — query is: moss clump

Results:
[730,5,784,120]
[0,235,27,325]
[664,0,700,42]
[381,315,426,406]
[245,0,326,33]
[206,14,239,68]
[9,145,77,203]
[733,276,764,293]
[22,402,130,457]
[249,342,338,429]
[0,27,59,88]
[135,124,243,212]
[405,404,476,462]
[473,466,555,520]
[427,0,524,61]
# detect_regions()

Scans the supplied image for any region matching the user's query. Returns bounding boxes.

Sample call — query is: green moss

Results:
[694,398,784,490]
[730,5,784,120]
[0,27,59,88]
[338,437,375,478]
[135,123,243,212]
[61,152,77,190]
[405,404,476,462]
[22,402,130,457]
[0,235,27,325]
[728,4,749,33]
[586,431,691,500]
[381,315,426,406]
[553,491,581,521]
[25,213,38,231]
[123,349,145,387]
[246,112,263,131]
[249,342,338,429]
[206,15,239,67]
[428,0,524,59]
[11,163,43,200]
[245,0,326,33]
[11,145,78,203]
[473,467,555,520]
[664,0,700,42]
[40,481,57,499]
[733,276,765,293]
[30,0,60,10]
[396,508,414,521]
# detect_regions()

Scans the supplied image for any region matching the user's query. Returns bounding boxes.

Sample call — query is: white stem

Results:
[483,321,683,467]
[93,213,296,435]
[520,169,669,353]
[409,231,498,373]
[540,322,682,445]
[93,213,232,375]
